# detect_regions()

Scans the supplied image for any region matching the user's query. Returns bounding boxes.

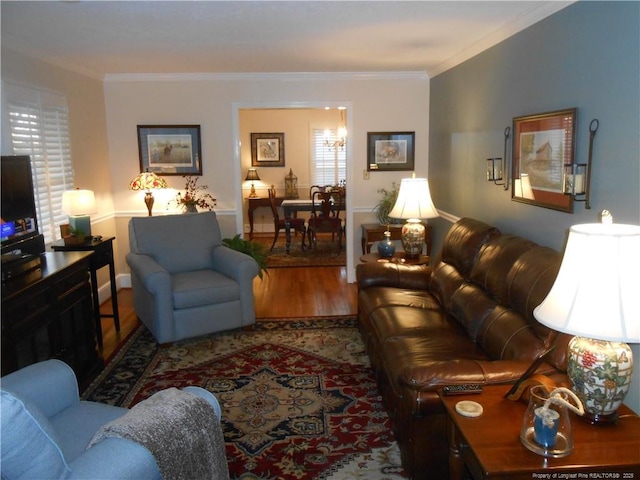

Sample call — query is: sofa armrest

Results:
[356,262,432,291]
[69,437,160,480]
[1,359,79,418]
[126,252,171,295]
[398,359,560,391]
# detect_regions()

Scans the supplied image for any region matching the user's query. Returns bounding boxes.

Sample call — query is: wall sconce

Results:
[62,188,97,237]
[563,118,599,209]
[486,127,510,190]
[245,168,261,198]
[129,169,168,216]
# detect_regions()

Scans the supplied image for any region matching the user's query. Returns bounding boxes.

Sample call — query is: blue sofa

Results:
[0,359,223,479]
[127,211,260,343]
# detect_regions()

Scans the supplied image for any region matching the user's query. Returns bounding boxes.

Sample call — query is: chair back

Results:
[268,188,280,223]
[309,185,327,199]
[311,190,344,220]
[129,211,222,273]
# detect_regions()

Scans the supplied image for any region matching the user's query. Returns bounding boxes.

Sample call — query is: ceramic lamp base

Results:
[401,219,424,259]
[567,336,633,424]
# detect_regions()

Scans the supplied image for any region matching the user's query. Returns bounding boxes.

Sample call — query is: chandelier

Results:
[324,108,347,151]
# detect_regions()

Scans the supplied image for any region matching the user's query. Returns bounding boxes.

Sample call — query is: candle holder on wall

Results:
[486,127,510,191]
[563,118,598,210]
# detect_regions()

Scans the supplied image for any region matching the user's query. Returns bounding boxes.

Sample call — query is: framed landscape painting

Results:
[137,125,202,176]
[367,132,415,171]
[511,109,576,212]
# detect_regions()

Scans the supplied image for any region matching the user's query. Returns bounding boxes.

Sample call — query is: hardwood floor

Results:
[98,266,358,360]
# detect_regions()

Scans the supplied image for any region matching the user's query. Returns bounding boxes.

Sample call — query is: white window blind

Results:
[311,128,346,186]
[5,83,75,244]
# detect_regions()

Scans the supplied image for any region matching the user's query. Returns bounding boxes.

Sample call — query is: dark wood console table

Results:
[440,385,640,479]
[51,236,119,347]
[361,223,432,256]
[247,196,285,239]
[1,251,103,387]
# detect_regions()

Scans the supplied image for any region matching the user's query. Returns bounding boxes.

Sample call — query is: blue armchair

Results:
[127,211,260,344]
[0,359,223,480]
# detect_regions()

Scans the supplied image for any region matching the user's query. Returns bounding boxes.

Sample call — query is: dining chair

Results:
[268,188,306,251]
[307,190,344,250]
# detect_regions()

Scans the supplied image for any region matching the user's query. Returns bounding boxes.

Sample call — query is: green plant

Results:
[373,182,400,226]
[222,234,268,280]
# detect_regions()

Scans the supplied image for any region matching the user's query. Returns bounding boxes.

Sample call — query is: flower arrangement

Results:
[172,176,217,212]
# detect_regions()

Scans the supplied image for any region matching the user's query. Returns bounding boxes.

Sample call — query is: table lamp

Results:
[534,212,640,423]
[129,169,168,216]
[62,188,96,237]
[388,175,439,258]
[245,168,260,198]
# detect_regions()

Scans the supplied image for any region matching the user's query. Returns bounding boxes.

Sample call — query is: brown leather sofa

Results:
[356,218,571,479]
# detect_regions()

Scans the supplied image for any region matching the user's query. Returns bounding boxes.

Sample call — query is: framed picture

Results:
[367,132,415,171]
[251,133,285,167]
[137,125,202,176]
[511,108,576,213]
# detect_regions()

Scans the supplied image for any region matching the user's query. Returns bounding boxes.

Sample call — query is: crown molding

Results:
[429,1,575,78]
[103,71,429,83]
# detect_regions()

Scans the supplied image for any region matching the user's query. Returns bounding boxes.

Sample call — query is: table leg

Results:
[108,257,120,332]
[89,267,103,347]
[447,415,465,480]
[248,204,255,240]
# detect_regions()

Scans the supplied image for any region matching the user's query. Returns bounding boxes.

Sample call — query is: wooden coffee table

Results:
[439,385,640,479]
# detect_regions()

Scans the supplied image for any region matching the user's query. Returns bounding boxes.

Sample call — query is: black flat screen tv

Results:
[1,155,44,256]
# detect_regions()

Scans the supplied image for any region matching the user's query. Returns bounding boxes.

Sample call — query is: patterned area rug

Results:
[82,317,406,479]
[254,236,346,268]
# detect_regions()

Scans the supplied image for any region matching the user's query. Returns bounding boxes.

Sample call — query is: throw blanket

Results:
[89,388,229,480]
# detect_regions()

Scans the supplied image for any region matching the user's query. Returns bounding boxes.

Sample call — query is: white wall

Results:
[104,72,430,281]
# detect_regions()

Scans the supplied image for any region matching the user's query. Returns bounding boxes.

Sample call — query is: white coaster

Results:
[455,400,483,418]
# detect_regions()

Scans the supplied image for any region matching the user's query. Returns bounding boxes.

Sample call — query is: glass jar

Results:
[377,230,395,258]
[520,385,573,458]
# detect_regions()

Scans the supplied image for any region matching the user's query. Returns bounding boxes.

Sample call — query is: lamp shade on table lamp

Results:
[534,220,640,423]
[129,170,168,216]
[388,177,439,258]
[62,189,96,237]
[245,168,261,199]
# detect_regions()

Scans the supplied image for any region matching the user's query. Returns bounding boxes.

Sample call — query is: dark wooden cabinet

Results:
[1,252,103,386]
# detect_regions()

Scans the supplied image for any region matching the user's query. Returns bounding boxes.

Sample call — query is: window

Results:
[311,127,346,186]
[4,83,74,244]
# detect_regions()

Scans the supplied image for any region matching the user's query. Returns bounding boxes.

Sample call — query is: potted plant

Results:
[222,234,268,280]
[374,182,400,226]
[171,176,217,213]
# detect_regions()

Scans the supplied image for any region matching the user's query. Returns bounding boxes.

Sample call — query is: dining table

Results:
[280,199,316,254]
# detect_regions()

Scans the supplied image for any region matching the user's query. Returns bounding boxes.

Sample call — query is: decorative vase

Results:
[377,230,395,258]
[184,204,198,214]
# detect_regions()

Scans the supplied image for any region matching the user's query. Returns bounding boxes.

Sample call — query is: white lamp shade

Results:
[514,173,535,200]
[534,223,640,343]
[61,189,96,216]
[388,177,439,220]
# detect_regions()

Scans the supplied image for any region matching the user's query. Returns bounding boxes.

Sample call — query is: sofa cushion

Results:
[172,269,240,309]
[439,218,500,278]
[0,390,71,480]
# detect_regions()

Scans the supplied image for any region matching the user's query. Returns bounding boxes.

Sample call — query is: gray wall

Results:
[428,1,639,413]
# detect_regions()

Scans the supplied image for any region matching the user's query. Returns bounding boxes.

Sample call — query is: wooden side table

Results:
[361,223,432,256]
[51,236,119,347]
[360,252,430,265]
[440,385,640,479]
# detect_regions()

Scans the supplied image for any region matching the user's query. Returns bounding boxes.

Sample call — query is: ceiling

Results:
[1,1,572,79]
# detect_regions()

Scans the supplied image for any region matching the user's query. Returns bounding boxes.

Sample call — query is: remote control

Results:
[443,384,483,396]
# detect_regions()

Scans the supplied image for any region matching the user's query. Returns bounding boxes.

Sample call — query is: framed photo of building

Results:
[137,125,202,176]
[367,132,415,171]
[512,108,576,213]
[251,133,285,167]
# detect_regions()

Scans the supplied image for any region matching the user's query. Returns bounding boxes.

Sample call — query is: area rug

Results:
[82,316,406,479]
[254,236,346,268]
